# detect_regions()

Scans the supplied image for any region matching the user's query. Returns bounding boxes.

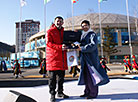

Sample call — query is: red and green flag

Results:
[71,0,78,3]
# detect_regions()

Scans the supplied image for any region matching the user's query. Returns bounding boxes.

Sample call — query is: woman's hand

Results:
[76,45,81,51]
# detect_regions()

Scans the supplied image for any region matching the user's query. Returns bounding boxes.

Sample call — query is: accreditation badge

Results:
[67,50,78,67]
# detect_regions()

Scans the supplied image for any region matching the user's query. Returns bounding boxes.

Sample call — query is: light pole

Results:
[126,0,133,61]
[98,1,104,58]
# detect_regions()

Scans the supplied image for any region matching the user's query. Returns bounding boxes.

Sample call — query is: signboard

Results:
[67,50,78,66]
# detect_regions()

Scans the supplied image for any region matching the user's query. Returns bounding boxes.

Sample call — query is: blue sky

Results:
[0,0,138,45]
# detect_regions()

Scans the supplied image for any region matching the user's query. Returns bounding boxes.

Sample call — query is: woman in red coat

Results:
[46,16,69,102]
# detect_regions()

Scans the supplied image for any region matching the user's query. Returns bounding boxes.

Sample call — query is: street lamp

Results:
[126,0,133,62]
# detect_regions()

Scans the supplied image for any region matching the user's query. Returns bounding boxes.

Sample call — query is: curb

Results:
[107,72,130,76]
[23,74,78,79]
[23,72,132,79]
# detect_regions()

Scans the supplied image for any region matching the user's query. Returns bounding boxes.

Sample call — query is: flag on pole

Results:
[44,0,51,4]
[98,0,103,2]
[71,0,78,3]
[20,0,27,7]
[98,0,107,3]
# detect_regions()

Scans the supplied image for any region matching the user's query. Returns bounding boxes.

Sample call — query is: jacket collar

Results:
[81,28,93,39]
[82,28,93,35]
[50,24,64,31]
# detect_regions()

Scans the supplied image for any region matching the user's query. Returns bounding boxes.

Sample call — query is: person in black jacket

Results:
[39,58,47,78]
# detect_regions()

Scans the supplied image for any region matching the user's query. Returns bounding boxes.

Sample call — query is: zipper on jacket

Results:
[59,29,64,69]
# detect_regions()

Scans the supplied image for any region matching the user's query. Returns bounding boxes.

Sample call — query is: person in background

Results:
[131,55,138,73]
[127,56,132,72]
[100,57,110,73]
[123,56,129,72]
[1,59,7,71]
[69,65,80,77]
[39,58,47,78]
[123,56,132,72]
[13,59,23,78]
[46,16,69,102]
[76,20,109,99]
[0,60,2,72]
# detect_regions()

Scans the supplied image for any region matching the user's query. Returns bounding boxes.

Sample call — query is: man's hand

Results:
[62,44,67,50]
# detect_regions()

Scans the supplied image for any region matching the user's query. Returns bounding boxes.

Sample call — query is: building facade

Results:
[63,13,138,63]
[25,13,138,63]
[25,30,46,59]
[15,19,40,52]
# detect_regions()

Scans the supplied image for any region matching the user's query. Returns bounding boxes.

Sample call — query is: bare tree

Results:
[103,26,118,63]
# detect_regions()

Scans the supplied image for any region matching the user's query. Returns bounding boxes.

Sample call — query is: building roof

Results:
[63,13,138,29]
[15,19,40,24]
[29,13,138,42]
[0,42,15,54]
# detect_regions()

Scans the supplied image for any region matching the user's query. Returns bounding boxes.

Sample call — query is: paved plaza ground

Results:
[0,64,138,102]
[0,77,138,102]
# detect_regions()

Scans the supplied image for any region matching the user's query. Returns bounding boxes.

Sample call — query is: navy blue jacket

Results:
[78,31,109,86]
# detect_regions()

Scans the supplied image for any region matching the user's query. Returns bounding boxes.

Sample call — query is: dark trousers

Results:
[83,64,98,97]
[49,70,65,95]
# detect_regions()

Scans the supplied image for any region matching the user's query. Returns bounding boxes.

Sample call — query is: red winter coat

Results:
[46,24,68,71]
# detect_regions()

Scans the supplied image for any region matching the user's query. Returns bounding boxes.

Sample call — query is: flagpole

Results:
[98,1,103,58]
[19,1,22,61]
[72,2,74,31]
[44,3,46,36]
[126,0,133,61]
[44,1,47,62]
